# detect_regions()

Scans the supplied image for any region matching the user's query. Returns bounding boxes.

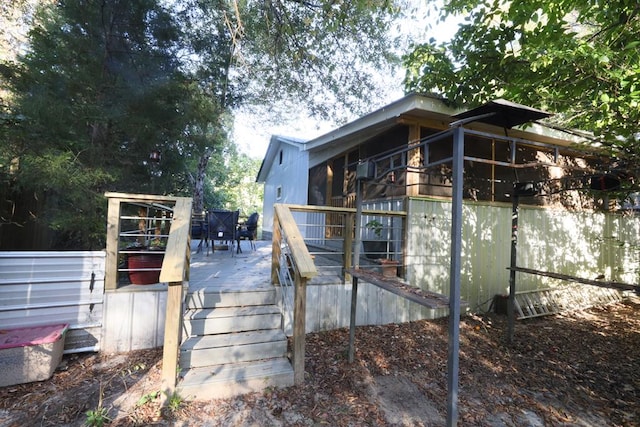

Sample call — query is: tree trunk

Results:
[193,149,211,214]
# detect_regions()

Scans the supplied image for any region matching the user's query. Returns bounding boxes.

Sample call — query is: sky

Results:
[232,2,464,160]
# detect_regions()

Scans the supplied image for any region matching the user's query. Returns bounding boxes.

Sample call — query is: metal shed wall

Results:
[407,198,640,312]
[0,251,105,353]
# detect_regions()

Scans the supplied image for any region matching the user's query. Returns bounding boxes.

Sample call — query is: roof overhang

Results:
[452,99,552,128]
[304,93,456,152]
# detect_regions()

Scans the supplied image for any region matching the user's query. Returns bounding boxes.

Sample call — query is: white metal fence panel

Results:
[0,251,105,353]
[407,198,638,312]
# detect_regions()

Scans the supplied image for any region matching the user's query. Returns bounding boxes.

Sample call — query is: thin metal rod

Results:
[507,193,519,344]
[446,126,464,426]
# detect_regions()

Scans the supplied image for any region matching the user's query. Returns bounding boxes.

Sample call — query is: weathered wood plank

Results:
[160,197,192,283]
[274,204,317,280]
[161,282,182,404]
[508,266,639,292]
[285,203,407,217]
[345,268,452,309]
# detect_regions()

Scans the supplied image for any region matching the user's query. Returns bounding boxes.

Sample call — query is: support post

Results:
[446,126,464,426]
[344,212,354,282]
[347,173,368,364]
[507,193,519,344]
[161,281,183,404]
[348,276,359,363]
[293,272,308,385]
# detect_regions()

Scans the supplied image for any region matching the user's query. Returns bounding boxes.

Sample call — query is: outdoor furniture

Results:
[236,212,259,253]
[207,209,239,255]
[191,212,208,254]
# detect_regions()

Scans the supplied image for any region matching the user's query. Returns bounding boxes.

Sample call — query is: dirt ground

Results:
[1,297,638,426]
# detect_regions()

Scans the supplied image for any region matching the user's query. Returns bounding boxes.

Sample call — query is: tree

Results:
[403,1,640,158]
[172,0,406,213]
[1,0,191,248]
[1,0,406,249]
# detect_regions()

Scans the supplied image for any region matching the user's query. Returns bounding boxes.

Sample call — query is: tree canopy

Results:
[403,0,640,158]
[0,0,405,249]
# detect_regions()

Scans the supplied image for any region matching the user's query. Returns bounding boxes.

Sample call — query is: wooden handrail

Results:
[285,203,407,217]
[274,204,318,280]
[272,203,408,386]
[159,197,193,283]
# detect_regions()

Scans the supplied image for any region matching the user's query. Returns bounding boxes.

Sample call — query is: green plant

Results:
[85,383,111,427]
[136,390,160,407]
[167,391,183,413]
[85,406,110,427]
[365,219,384,238]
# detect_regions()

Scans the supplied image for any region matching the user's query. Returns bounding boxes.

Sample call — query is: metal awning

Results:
[452,99,552,128]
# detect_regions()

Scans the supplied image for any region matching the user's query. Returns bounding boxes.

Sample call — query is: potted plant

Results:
[363,219,399,277]
[362,219,387,260]
[125,209,168,285]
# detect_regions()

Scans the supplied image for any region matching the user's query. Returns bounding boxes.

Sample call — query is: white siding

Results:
[102,286,167,353]
[262,143,309,235]
[407,198,640,312]
[0,251,105,352]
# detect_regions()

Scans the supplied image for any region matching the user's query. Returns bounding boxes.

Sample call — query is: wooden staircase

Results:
[176,287,294,400]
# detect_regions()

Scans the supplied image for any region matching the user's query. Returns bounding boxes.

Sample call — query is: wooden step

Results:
[185,288,276,309]
[180,329,287,368]
[177,358,294,400]
[183,305,281,336]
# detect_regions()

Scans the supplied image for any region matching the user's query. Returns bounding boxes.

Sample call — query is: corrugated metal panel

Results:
[407,199,640,313]
[0,251,105,353]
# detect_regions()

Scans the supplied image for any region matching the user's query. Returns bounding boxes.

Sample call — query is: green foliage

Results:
[204,139,263,215]
[403,0,640,154]
[136,391,160,407]
[85,406,110,427]
[365,219,384,237]
[165,391,183,413]
[1,0,194,248]
[0,0,403,248]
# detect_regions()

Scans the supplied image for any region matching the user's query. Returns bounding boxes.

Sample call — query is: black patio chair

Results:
[236,212,259,254]
[191,212,209,254]
[206,209,239,255]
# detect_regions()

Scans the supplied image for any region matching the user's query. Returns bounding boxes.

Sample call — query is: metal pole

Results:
[348,176,365,363]
[507,192,519,344]
[353,177,364,268]
[446,126,464,426]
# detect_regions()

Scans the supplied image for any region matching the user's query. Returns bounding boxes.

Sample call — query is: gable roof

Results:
[256,135,307,183]
[304,93,454,152]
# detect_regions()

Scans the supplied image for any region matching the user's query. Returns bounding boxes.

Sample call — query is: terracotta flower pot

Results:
[127,252,164,285]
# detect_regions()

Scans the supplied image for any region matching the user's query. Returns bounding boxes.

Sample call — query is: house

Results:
[258,93,638,318]
[256,135,308,239]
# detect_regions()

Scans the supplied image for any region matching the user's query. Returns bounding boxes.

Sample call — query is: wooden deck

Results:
[188,239,275,291]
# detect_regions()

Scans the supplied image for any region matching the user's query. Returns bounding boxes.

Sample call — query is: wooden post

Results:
[105,197,121,291]
[293,272,308,385]
[406,123,421,197]
[271,214,281,285]
[161,281,183,404]
[343,212,354,282]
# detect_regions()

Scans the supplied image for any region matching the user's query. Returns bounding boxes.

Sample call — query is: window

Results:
[279,150,283,165]
[276,185,282,200]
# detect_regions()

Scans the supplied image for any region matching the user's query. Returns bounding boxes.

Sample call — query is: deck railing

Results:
[104,192,192,404]
[271,203,407,383]
[272,204,318,385]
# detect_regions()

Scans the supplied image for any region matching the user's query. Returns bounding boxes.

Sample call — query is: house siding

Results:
[0,251,106,353]
[406,198,639,312]
[261,143,309,235]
